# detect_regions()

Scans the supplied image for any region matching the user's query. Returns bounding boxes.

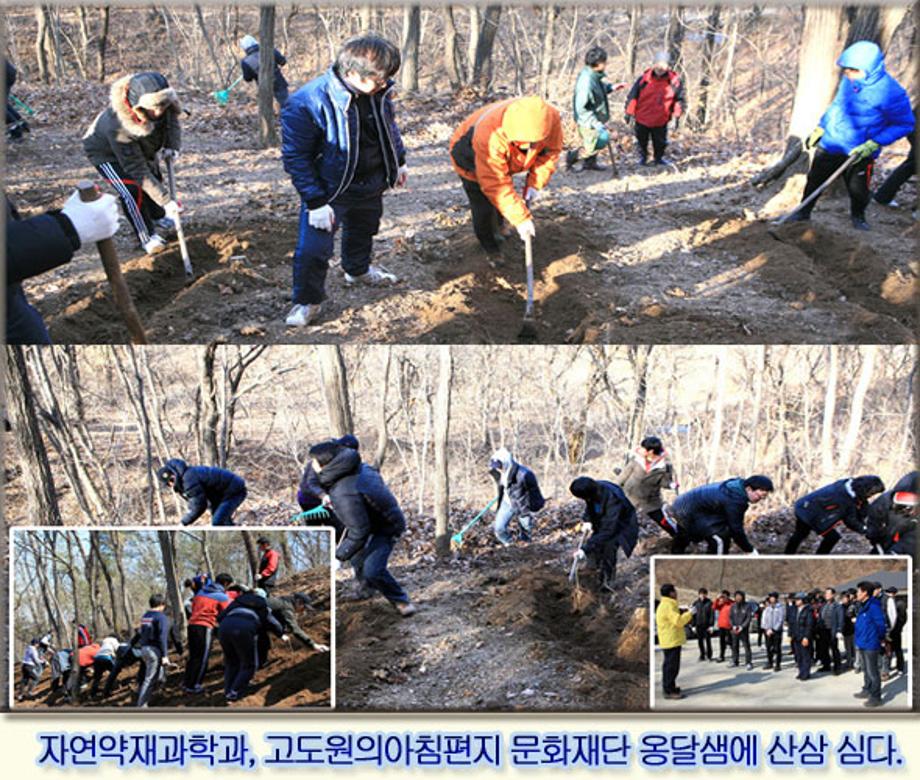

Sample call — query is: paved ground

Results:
[653,641,910,711]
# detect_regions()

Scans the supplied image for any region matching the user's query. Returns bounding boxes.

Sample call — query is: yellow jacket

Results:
[656,596,692,649]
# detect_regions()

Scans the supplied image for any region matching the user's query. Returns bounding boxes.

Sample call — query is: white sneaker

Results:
[344,264,398,286]
[285,303,321,327]
[143,235,167,255]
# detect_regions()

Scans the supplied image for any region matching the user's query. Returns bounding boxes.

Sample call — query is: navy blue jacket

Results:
[670,478,755,552]
[218,591,284,637]
[139,610,171,657]
[866,471,918,554]
[819,41,914,158]
[790,604,816,642]
[491,463,546,515]
[854,596,887,651]
[281,66,405,210]
[794,479,868,536]
[579,481,638,558]
[5,196,80,345]
[318,449,407,561]
[241,44,287,84]
[159,459,246,526]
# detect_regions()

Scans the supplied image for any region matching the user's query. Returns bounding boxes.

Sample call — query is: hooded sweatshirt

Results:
[83,72,181,206]
[489,447,545,515]
[450,96,563,226]
[818,41,914,158]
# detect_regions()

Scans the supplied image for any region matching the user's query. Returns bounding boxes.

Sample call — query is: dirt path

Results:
[7,87,916,344]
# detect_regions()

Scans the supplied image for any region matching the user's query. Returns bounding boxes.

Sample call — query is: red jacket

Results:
[77,643,101,668]
[626,68,686,128]
[714,597,733,630]
[259,548,280,580]
[188,583,231,628]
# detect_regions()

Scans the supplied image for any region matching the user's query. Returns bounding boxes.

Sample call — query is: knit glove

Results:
[851,139,879,162]
[804,126,824,150]
[308,205,335,232]
[516,219,535,241]
[523,186,539,205]
[61,190,120,246]
[396,164,409,187]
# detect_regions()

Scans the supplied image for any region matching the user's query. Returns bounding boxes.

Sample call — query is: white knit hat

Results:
[240,35,258,51]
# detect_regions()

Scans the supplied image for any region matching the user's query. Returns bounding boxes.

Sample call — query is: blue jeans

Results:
[353,534,408,604]
[211,489,246,526]
[860,648,882,700]
[493,498,532,544]
[291,177,385,305]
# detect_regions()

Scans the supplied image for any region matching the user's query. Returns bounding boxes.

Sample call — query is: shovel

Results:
[450,498,498,547]
[289,506,332,525]
[606,140,620,179]
[164,155,193,277]
[212,76,243,106]
[568,526,590,583]
[10,94,35,116]
[771,151,859,225]
[518,234,537,340]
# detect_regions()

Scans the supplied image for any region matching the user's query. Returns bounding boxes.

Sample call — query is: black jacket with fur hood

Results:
[83,72,181,206]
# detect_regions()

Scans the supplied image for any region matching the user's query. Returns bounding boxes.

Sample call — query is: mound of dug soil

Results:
[16,568,331,710]
[336,537,649,712]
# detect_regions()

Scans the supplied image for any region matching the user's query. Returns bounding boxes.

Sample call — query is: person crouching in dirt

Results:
[566,46,626,172]
[569,476,638,592]
[785,475,885,555]
[489,447,546,546]
[157,459,247,526]
[866,471,918,557]
[217,587,288,702]
[613,435,680,537]
[83,72,184,255]
[450,96,563,256]
[792,41,913,231]
[669,475,773,555]
[656,583,693,700]
[309,440,416,616]
[16,638,47,702]
[280,35,407,328]
[624,53,685,167]
[239,34,289,108]
[262,592,330,664]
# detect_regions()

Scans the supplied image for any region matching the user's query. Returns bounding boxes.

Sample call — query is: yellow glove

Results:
[805,127,824,150]
[851,140,880,162]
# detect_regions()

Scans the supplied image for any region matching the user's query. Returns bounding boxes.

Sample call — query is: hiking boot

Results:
[851,215,870,231]
[344,264,398,286]
[864,697,883,708]
[154,216,176,234]
[582,155,607,171]
[285,303,321,327]
[143,235,168,255]
[565,149,579,171]
[395,601,417,617]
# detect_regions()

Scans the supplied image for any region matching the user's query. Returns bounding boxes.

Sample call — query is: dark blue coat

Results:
[670,478,754,552]
[318,449,407,561]
[138,610,171,657]
[218,591,284,638]
[580,480,638,558]
[854,596,887,651]
[240,44,288,100]
[819,41,914,157]
[281,66,405,210]
[5,196,80,344]
[492,462,545,515]
[794,479,868,536]
[790,604,816,642]
[159,459,246,526]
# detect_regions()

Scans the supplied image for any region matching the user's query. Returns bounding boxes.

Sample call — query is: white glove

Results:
[164,200,182,220]
[690,604,698,615]
[312,643,330,653]
[579,521,592,534]
[281,634,290,643]
[523,186,539,205]
[61,190,120,246]
[162,148,179,161]
[161,656,170,667]
[836,632,844,641]
[396,164,409,187]
[573,548,586,562]
[321,493,333,509]
[516,219,535,241]
[308,205,335,232]
[331,559,341,572]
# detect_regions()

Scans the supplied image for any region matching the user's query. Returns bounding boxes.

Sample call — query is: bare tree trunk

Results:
[401,5,421,93]
[373,346,392,469]
[706,350,728,481]
[194,4,223,85]
[5,347,62,525]
[258,5,279,147]
[696,5,721,127]
[316,345,354,436]
[878,5,909,51]
[466,6,481,84]
[34,7,50,83]
[156,531,187,636]
[433,347,453,558]
[442,6,462,89]
[240,530,260,583]
[749,345,765,472]
[820,346,839,481]
[97,5,110,82]
[626,346,653,448]
[539,7,559,99]
[472,6,502,89]
[198,342,221,463]
[358,5,373,32]
[665,6,685,72]
[626,6,641,79]
[838,347,877,473]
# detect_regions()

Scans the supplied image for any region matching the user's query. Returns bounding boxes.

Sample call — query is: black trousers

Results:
[843,634,856,668]
[697,630,712,659]
[731,630,752,665]
[718,628,732,660]
[184,625,214,689]
[784,518,840,555]
[672,526,729,555]
[793,639,811,679]
[801,148,872,218]
[95,159,166,245]
[766,631,783,668]
[662,646,682,694]
[648,507,677,537]
[90,656,115,697]
[460,178,504,253]
[635,123,668,162]
[815,626,840,670]
[874,137,915,204]
[890,630,905,673]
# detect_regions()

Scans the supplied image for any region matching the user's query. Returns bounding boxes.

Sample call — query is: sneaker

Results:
[154,217,175,234]
[344,264,398,286]
[285,303,321,327]
[143,235,167,255]
[873,194,898,208]
[853,690,870,699]
[225,690,239,702]
[746,663,754,671]
[663,691,684,700]
[565,149,579,171]
[763,663,773,670]
[851,215,870,231]
[864,698,883,708]
[395,601,417,617]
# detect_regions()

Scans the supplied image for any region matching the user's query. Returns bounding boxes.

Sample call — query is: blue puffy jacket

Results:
[281,66,405,210]
[794,479,868,535]
[854,596,887,651]
[158,459,247,526]
[819,41,914,158]
[670,478,754,552]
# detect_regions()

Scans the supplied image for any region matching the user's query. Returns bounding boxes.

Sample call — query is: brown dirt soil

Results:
[7,88,916,345]
[15,568,332,710]
[335,528,649,712]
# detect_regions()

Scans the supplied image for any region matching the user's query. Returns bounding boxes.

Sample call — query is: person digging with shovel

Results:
[488,447,546,546]
[450,95,563,257]
[281,34,407,328]
[83,72,184,255]
[566,47,627,172]
[790,40,913,231]
[569,476,638,592]
[239,34,290,108]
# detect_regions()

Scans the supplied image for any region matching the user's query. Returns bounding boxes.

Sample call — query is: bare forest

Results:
[4,4,916,344]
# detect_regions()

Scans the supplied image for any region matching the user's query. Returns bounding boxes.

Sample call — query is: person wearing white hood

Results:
[488,448,546,545]
[239,34,290,107]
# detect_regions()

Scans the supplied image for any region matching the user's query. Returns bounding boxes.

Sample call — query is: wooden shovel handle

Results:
[77,180,148,344]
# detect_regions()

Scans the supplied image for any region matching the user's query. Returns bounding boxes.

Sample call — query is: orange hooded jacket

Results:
[450,96,563,227]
